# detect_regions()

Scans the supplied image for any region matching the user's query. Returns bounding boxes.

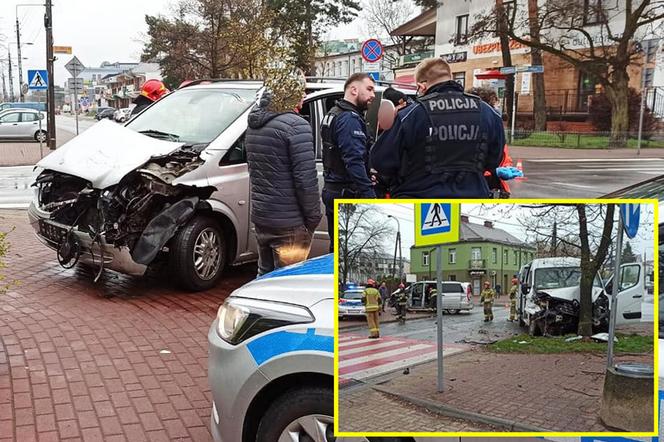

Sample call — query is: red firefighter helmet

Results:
[367,278,376,287]
[140,79,169,102]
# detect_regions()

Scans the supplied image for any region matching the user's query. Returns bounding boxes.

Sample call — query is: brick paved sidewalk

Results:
[339,347,654,433]
[0,210,256,441]
[0,129,76,167]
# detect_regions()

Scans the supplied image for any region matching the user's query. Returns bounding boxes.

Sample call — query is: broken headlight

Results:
[215,297,314,345]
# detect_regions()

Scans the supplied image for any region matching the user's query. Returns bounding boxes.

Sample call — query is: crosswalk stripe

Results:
[339,340,404,357]
[339,344,433,368]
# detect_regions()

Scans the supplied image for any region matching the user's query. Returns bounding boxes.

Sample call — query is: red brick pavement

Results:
[0,129,76,167]
[0,210,256,441]
[339,347,654,433]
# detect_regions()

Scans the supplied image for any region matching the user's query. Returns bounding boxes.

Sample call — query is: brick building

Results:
[389,1,663,126]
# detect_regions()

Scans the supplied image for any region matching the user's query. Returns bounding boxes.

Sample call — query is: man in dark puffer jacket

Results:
[246,71,322,276]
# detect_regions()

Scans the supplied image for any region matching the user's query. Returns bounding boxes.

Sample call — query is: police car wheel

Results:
[256,386,333,442]
[169,216,226,291]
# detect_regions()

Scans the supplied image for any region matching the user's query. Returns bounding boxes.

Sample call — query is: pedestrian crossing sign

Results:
[27,70,48,90]
[414,203,460,246]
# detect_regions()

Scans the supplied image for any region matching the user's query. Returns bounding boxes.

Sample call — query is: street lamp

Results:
[387,214,403,283]
[16,3,43,101]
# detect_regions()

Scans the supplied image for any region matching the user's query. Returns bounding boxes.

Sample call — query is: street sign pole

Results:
[607,211,623,370]
[511,74,517,144]
[74,74,79,135]
[436,245,444,392]
[38,92,43,156]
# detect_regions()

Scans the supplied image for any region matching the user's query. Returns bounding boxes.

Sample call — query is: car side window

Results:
[21,113,36,122]
[1,113,19,123]
[220,134,246,166]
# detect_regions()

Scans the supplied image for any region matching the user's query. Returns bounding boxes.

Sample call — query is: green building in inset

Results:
[410,215,536,295]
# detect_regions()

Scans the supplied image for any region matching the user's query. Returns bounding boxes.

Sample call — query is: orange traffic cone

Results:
[515,159,527,181]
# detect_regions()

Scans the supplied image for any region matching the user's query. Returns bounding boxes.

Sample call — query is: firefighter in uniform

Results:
[480,281,495,322]
[321,73,377,252]
[395,283,408,323]
[362,279,382,338]
[508,277,519,322]
[371,57,504,198]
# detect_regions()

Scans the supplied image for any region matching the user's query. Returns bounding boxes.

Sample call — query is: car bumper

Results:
[27,201,147,276]
[338,307,366,317]
[208,320,269,442]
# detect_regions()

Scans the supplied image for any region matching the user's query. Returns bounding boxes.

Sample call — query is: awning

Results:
[390,8,437,37]
[475,70,507,80]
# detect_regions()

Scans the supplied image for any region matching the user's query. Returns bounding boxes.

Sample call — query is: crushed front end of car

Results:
[527,288,610,336]
[28,120,215,281]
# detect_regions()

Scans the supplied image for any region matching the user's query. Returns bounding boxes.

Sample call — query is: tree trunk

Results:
[577,205,594,337]
[496,0,513,125]
[527,0,547,131]
[606,70,630,148]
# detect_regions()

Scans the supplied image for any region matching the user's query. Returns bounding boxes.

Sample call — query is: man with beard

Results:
[320,73,376,251]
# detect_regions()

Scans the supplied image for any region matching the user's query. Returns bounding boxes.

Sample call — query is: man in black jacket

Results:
[246,71,322,276]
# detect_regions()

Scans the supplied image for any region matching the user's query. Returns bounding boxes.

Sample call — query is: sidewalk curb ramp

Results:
[371,384,550,432]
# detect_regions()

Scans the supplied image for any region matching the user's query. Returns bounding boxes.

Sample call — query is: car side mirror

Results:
[521,284,530,295]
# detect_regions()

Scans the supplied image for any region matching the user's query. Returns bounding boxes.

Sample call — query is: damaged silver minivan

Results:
[28,81,369,290]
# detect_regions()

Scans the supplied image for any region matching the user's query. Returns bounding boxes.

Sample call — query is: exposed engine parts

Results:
[529,290,610,336]
[34,146,214,279]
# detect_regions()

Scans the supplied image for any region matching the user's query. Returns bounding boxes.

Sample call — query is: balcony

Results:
[469,259,486,270]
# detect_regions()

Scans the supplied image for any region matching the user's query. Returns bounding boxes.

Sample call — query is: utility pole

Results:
[16,17,24,102]
[7,49,15,102]
[1,69,7,101]
[45,0,56,149]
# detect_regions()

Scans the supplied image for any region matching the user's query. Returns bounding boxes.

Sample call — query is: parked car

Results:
[404,281,474,313]
[0,109,48,142]
[517,257,646,335]
[208,254,334,442]
[0,101,47,112]
[113,107,132,122]
[338,284,366,319]
[95,107,115,120]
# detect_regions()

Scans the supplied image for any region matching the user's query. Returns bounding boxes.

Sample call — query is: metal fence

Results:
[507,130,664,148]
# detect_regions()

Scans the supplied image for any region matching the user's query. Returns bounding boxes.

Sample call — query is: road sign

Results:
[53,46,72,54]
[499,66,516,75]
[363,61,380,71]
[620,204,640,239]
[27,70,48,90]
[414,203,460,247]
[368,72,380,81]
[65,56,85,77]
[67,78,83,91]
[527,65,544,73]
[80,97,90,107]
[361,39,383,63]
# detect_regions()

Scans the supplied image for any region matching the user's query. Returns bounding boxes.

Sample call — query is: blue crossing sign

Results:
[361,39,383,63]
[27,70,48,90]
[620,204,640,239]
[414,203,460,246]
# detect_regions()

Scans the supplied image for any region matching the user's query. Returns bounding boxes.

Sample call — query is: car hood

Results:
[536,286,604,302]
[37,119,185,189]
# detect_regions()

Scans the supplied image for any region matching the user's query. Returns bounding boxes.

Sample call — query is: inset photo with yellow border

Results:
[333,199,659,439]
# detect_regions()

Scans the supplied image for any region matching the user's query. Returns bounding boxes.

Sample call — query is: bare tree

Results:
[527,0,547,131]
[469,0,664,147]
[520,204,615,336]
[338,204,393,286]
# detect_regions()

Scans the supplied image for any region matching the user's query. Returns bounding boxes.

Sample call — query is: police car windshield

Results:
[127,88,258,144]
[343,289,364,300]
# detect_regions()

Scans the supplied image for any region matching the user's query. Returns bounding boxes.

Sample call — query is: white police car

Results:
[338,284,367,319]
[208,254,334,441]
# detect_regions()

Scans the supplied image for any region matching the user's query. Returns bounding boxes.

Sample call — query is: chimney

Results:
[484,221,493,228]
[461,215,470,223]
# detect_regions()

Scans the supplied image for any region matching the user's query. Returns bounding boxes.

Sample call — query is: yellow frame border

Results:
[333,198,659,438]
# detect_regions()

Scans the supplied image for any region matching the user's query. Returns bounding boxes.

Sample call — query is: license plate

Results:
[39,220,66,243]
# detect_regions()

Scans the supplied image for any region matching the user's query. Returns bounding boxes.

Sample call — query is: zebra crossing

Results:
[338,333,469,385]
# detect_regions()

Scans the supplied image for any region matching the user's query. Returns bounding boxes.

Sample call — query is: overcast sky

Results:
[372,203,655,262]
[0,0,368,90]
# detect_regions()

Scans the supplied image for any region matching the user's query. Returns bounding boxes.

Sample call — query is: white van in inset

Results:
[517,257,646,336]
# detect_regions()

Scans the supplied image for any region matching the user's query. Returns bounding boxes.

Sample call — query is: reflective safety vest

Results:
[362,287,381,312]
[480,288,495,303]
[509,284,518,299]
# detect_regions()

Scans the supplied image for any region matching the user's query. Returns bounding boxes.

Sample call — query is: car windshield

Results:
[343,290,364,300]
[126,88,258,144]
[534,267,582,290]
[608,176,664,201]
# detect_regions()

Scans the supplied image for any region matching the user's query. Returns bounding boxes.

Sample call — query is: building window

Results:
[423,251,429,266]
[453,72,465,88]
[455,15,469,45]
[449,275,457,281]
[514,250,518,265]
[584,0,606,25]
[503,250,508,265]
[449,249,457,264]
[472,247,481,260]
[492,248,497,264]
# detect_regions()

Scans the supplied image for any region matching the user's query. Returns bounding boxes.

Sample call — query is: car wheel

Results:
[34,130,47,142]
[256,386,333,442]
[452,309,460,314]
[169,216,226,291]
